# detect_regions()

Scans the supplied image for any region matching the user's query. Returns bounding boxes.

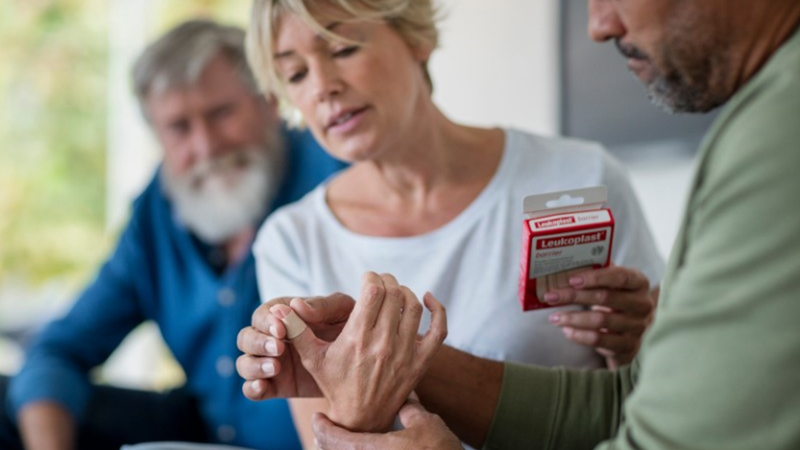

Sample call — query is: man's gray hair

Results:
[132,20,259,114]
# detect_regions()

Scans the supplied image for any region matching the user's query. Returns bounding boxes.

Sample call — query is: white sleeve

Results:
[600,151,666,288]
[253,212,313,303]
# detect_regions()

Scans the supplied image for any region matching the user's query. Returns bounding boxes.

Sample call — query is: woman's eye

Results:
[333,46,359,58]
[288,70,307,84]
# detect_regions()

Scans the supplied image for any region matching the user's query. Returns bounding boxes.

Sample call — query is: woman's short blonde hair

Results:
[247,0,439,101]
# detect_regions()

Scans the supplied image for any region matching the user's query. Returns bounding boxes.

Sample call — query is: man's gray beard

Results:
[643,71,721,115]
[639,22,731,115]
[162,136,285,244]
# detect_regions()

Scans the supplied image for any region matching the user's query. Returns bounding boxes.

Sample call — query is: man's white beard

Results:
[162,141,284,244]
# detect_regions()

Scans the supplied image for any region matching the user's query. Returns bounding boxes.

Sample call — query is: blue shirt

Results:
[7,128,346,449]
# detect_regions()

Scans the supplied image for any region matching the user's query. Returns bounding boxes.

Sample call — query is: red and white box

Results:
[518,186,615,311]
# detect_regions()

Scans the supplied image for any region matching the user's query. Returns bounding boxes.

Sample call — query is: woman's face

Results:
[273,11,431,162]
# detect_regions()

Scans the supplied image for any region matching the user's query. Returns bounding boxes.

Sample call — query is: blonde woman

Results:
[240,0,664,445]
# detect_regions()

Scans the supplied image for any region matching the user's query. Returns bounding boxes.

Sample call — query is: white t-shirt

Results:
[254,129,664,369]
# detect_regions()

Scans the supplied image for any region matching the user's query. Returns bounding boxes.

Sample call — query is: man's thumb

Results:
[398,393,429,428]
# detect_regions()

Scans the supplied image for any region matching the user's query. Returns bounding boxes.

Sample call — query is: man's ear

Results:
[256,92,281,121]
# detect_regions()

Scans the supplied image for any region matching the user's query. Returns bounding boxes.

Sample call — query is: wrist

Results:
[326,406,394,433]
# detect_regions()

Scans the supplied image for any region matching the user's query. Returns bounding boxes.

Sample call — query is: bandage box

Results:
[518,186,615,311]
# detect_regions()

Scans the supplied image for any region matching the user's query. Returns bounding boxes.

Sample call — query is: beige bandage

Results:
[535,266,592,300]
[281,309,308,340]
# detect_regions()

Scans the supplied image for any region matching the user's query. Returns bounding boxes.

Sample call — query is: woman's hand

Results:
[236,292,356,400]
[543,265,655,369]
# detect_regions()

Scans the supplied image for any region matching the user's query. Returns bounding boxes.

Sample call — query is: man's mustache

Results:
[187,150,253,190]
[615,38,649,61]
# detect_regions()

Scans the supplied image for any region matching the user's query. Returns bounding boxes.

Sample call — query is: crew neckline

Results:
[312,129,521,251]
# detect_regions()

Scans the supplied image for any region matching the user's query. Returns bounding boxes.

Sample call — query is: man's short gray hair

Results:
[132,20,259,115]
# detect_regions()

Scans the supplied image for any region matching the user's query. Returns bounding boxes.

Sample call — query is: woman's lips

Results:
[327,107,368,135]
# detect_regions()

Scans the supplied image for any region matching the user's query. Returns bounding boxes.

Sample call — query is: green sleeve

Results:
[597,41,800,450]
[486,33,800,450]
[484,361,636,450]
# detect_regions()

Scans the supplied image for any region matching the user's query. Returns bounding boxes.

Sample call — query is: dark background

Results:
[559,0,716,153]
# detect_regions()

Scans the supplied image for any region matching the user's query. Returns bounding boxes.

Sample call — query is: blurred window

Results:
[0,0,248,383]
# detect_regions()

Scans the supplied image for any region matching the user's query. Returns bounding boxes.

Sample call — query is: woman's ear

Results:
[410,41,434,64]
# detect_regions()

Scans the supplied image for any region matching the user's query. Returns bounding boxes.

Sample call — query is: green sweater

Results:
[485,28,800,450]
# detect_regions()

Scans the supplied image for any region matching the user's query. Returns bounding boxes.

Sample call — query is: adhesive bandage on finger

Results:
[281,309,308,340]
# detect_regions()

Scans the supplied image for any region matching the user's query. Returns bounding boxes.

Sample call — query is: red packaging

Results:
[518,187,615,311]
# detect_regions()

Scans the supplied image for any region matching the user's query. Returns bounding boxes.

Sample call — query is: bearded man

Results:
[0,20,344,450]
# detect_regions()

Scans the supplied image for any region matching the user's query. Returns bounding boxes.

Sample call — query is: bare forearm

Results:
[416,345,503,449]
[290,398,329,449]
[18,402,76,450]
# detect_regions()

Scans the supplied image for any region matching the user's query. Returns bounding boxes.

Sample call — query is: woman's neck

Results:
[326,105,505,237]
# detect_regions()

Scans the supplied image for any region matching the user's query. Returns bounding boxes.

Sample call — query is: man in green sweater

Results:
[236,0,800,449]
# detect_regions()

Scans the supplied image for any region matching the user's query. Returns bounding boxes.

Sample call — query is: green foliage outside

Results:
[0,0,249,291]
[0,1,110,288]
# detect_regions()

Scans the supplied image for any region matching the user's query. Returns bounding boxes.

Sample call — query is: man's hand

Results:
[313,394,463,450]
[236,292,356,400]
[282,272,447,432]
[543,265,654,369]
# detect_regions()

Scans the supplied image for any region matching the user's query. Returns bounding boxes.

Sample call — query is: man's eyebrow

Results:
[273,21,343,59]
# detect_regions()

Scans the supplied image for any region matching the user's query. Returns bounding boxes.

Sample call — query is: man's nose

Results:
[190,120,224,159]
[587,0,625,43]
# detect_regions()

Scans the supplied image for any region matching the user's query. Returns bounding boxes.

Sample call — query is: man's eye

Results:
[211,105,233,120]
[169,121,189,136]
[333,46,359,58]
[288,70,307,84]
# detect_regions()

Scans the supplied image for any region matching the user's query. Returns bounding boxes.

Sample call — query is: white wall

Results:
[431,0,560,136]
[623,144,696,259]
[106,0,159,230]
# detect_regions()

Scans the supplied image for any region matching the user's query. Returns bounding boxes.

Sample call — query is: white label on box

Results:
[529,210,612,231]
[529,227,612,278]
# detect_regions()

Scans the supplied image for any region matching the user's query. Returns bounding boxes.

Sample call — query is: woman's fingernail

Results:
[269,325,277,337]
[548,314,561,324]
[562,327,575,338]
[262,361,275,376]
[543,292,560,304]
[251,380,262,393]
[569,276,585,288]
[265,340,278,355]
